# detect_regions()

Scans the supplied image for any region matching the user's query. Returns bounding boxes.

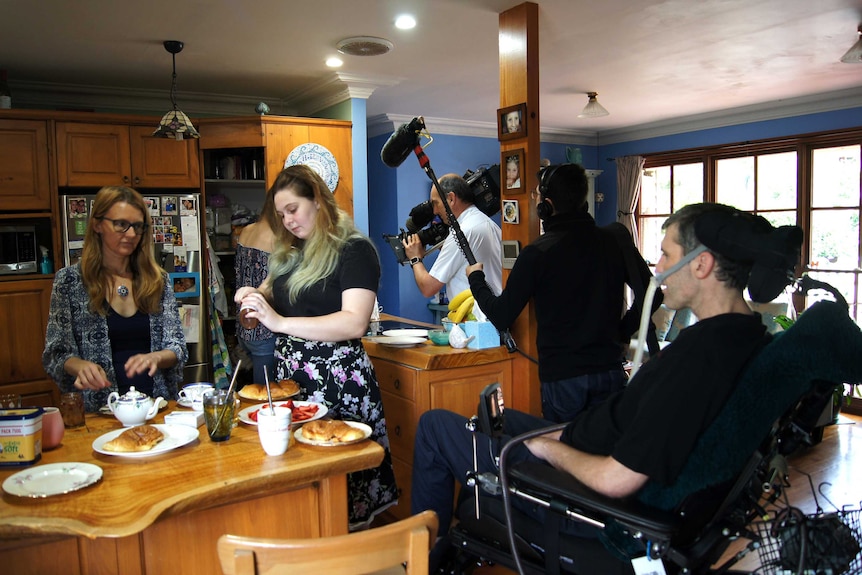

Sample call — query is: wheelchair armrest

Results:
[509,461,679,540]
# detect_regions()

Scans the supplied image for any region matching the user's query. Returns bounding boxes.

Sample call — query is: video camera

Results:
[382,164,501,266]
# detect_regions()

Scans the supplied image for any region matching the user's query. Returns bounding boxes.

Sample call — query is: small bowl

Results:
[428,330,450,346]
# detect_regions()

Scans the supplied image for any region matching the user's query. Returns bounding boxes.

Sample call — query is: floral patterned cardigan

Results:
[42,264,188,412]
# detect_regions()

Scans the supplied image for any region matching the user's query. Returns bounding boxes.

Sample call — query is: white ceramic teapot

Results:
[107,386,163,427]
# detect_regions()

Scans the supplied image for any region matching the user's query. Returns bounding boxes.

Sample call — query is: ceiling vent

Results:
[336,36,394,57]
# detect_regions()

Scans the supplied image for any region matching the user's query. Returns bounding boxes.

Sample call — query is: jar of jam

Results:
[239,305,259,329]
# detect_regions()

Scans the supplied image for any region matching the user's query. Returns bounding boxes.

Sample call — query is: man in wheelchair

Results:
[411,202,822,574]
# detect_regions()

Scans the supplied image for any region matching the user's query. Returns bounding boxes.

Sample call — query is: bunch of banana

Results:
[447,289,475,323]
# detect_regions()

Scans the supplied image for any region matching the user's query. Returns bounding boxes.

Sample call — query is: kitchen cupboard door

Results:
[0,278,58,406]
[56,123,200,188]
[56,122,132,187]
[129,126,200,188]
[0,119,51,210]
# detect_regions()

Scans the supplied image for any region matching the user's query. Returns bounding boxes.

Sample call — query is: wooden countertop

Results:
[0,403,383,540]
[363,338,512,370]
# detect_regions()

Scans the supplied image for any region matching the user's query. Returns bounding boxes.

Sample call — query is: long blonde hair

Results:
[266,165,367,304]
[80,186,165,315]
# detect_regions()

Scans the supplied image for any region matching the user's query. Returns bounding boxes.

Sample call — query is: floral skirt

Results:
[275,334,399,527]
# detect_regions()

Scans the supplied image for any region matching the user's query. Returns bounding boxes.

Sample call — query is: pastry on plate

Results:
[238,379,300,401]
[302,419,366,443]
[103,425,165,452]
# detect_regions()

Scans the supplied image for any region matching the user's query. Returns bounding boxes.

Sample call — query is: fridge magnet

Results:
[498,103,527,141]
[68,197,88,219]
[502,199,520,224]
[502,148,524,193]
[180,196,197,216]
[173,247,187,272]
[144,197,160,216]
[170,272,199,298]
[162,196,178,216]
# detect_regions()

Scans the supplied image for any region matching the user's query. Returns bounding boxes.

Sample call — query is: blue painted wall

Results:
[594,107,862,226]
[365,106,860,322]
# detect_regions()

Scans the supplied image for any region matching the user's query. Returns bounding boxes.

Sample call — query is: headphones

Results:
[536,164,563,220]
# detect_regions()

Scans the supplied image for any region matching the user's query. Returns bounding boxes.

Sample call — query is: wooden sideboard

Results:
[0,405,383,575]
[364,338,514,520]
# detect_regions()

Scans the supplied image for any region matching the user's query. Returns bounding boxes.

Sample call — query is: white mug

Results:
[257,406,292,456]
[179,383,214,411]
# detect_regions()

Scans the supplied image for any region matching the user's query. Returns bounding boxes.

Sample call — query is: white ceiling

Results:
[2,0,861,140]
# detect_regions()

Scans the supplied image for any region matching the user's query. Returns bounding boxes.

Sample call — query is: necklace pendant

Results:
[117,284,129,297]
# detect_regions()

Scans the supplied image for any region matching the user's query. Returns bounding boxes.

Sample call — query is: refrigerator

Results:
[60,192,209,384]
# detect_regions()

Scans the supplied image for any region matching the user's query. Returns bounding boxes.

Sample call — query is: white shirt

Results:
[429,205,503,298]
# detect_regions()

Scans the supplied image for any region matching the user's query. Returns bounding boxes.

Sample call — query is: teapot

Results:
[107,386,163,427]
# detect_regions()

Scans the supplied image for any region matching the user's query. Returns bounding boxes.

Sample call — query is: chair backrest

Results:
[217,510,438,575]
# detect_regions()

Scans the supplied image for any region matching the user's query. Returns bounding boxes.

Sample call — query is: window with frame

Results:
[638,129,862,323]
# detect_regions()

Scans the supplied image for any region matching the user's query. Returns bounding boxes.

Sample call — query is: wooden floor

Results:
[469,412,862,574]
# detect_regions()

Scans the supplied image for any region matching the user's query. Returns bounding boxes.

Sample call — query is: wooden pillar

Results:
[499,2,541,415]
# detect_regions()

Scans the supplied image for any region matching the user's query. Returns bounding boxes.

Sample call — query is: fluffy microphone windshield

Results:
[380,117,423,167]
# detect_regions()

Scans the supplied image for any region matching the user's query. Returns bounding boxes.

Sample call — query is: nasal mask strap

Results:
[629,244,708,377]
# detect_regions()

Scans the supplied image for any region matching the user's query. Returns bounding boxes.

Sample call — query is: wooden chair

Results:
[217,510,438,575]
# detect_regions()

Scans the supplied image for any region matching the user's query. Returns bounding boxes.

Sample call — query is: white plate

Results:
[374,335,427,348]
[176,398,197,409]
[2,462,103,498]
[92,424,199,458]
[284,143,339,192]
[294,421,372,447]
[99,397,167,416]
[238,401,328,426]
[382,329,429,338]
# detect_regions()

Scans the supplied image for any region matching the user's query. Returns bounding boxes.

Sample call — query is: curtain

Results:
[615,156,645,245]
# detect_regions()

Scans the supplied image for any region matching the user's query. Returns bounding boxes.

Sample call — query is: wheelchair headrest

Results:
[695,210,802,303]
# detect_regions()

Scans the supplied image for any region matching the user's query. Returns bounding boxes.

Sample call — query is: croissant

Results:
[103,425,164,452]
[302,420,365,443]
[238,379,300,401]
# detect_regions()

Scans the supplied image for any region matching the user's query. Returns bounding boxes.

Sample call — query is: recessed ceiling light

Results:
[395,14,416,30]
[326,56,343,68]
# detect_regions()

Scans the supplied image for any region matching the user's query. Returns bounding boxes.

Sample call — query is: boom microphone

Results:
[380,117,424,167]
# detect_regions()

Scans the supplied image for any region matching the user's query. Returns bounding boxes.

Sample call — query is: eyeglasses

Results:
[99,217,149,236]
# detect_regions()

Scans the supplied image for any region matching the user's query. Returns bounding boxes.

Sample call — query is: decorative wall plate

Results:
[284,143,339,192]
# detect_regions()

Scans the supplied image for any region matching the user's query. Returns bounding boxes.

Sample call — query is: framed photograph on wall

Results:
[169,272,200,298]
[497,103,527,141]
[502,199,520,224]
[501,148,525,194]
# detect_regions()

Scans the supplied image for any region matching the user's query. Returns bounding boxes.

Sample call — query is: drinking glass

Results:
[59,391,85,428]
[203,389,235,442]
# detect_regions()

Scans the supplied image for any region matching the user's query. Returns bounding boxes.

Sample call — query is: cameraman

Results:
[403,173,502,300]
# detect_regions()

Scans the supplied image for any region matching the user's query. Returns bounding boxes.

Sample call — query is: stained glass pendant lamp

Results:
[153,40,200,140]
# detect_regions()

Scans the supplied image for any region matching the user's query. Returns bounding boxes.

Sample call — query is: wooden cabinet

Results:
[0,119,51,211]
[56,122,200,188]
[0,278,58,406]
[364,341,513,520]
[198,115,353,218]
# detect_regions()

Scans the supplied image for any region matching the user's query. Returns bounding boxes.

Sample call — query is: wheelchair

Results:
[444,282,862,575]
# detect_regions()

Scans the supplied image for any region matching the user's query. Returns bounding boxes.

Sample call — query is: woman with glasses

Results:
[43,186,187,412]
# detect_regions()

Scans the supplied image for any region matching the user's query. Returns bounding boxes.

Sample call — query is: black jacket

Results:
[469,211,660,382]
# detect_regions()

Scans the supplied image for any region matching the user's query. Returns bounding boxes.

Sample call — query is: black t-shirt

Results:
[559,312,769,485]
[271,238,380,319]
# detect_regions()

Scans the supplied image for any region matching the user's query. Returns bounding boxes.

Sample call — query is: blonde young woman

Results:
[43,186,187,413]
[235,165,398,529]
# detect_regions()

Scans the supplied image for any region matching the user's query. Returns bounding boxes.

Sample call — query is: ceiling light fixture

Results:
[153,40,199,140]
[395,15,416,30]
[336,36,394,57]
[578,92,609,118]
[840,25,862,63]
[326,56,344,68]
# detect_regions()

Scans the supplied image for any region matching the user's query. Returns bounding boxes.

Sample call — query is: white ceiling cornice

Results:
[10,81,862,146]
